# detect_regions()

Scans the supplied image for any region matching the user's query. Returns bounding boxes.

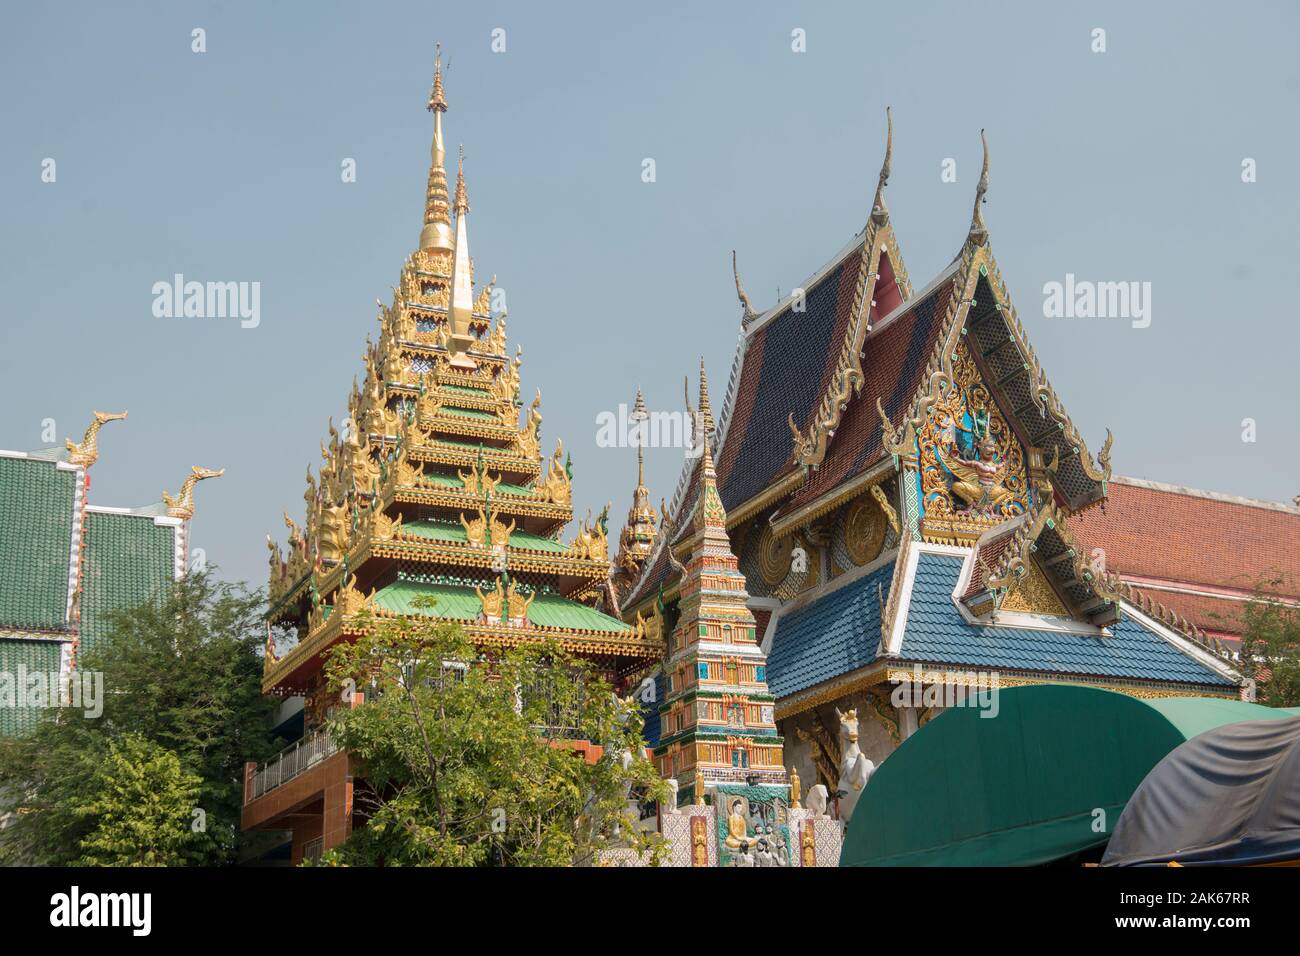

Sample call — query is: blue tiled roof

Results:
[900,553,1235,687]
[767,561,895,699]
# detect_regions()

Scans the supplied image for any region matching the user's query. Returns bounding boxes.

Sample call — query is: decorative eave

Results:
[877,215,1111,520]
[408,441,541,479]
[263,601,661,694]
[961,497,1122,628]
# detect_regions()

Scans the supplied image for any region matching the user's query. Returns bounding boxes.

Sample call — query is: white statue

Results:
[835,707,876,822]
[663,778,680,814]
[806,784,830,817]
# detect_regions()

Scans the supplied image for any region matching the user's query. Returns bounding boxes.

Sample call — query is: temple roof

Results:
[1070,476,1300,638]
[898,552,1236,688]
[766,559,894,700]
[0,452,80,636]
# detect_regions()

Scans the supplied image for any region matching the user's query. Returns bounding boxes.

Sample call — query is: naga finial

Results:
[163,465,225,520]
[732,250,758,324]
[871,107,892,225]
[967,129,990,247]
[65,410,128,467]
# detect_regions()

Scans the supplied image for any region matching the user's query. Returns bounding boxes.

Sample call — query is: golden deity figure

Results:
[724,798,751,850]
[938,432,1015,515]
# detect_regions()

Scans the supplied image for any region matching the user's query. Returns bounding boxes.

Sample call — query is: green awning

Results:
[841,685,1288,867]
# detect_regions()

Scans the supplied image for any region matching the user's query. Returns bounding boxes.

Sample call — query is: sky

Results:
[1,1,1297,589]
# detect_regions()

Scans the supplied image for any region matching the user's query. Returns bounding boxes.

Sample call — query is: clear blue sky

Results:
[2,1,1297,588]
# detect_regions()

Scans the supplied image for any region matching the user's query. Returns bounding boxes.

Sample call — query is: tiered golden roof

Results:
[264,52,660,710]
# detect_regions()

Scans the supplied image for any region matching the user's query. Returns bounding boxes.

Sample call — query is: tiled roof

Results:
[899,553,1235,687]
[0,456,77,633]
[1070,477,1300,598]
[0,638,63,736]
[1121,587,1247,641]
[766,561,895,699]
[715,248,866,511]
[785,278,953,511]
[401,519,569,553]
[80,510,177,658]
[374,579,632,633]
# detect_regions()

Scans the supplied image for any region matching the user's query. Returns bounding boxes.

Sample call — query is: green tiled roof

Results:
[401,519,569,553]
[441,406,497,422]
[80,510,176,658]
[0,456,76,632]
[373,580,631,633]
[0,638,63,736]
[416,472,534,496]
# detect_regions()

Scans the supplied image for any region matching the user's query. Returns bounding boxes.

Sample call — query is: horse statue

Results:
[805,784,830,817]
[835,707,876,822]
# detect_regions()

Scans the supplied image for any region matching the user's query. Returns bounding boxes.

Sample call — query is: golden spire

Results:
[454,144,470,214]
[447,144,475,356]
[614,387,659,587]
[967,129,990,247]
[697,358,714,437]
[871,107,892,226]
[632,387,649,487]
[419,44,454,254]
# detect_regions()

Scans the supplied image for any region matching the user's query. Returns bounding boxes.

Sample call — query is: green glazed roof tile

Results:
[372,580,631,633]
[80,510,176,658]
[0,456,76,632]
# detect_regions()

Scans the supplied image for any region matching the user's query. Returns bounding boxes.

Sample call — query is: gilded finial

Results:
[968,129,990,246]
[427,43,447,112]
[697,359,714,436]
[419,44,454,253]
[871,107,892,225]
[163,465,225,520]
[454,144,469,214]
[732,250,758,324]
[65,410,128,467]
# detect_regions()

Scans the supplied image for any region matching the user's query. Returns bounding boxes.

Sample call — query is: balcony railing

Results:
[251,728,338,801]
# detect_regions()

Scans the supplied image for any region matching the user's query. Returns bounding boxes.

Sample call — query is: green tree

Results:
[0,570,278,865]
[71,734,209,866]
[1239,578,1300,706]
[321,608,668,866]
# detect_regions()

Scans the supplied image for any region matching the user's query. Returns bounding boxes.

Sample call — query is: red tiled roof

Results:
[1070,478,1300,637]
[1070,479,1300,594]
[1124,586,1247,641]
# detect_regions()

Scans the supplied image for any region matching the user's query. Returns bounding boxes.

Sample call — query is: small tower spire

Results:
[613,387,659,596]
[419,45,454,254]
[448,145,475,357]
[697,358,714,438]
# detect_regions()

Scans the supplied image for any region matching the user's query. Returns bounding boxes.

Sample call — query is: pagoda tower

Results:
[261,51,661,728]
[656,369,787,804]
